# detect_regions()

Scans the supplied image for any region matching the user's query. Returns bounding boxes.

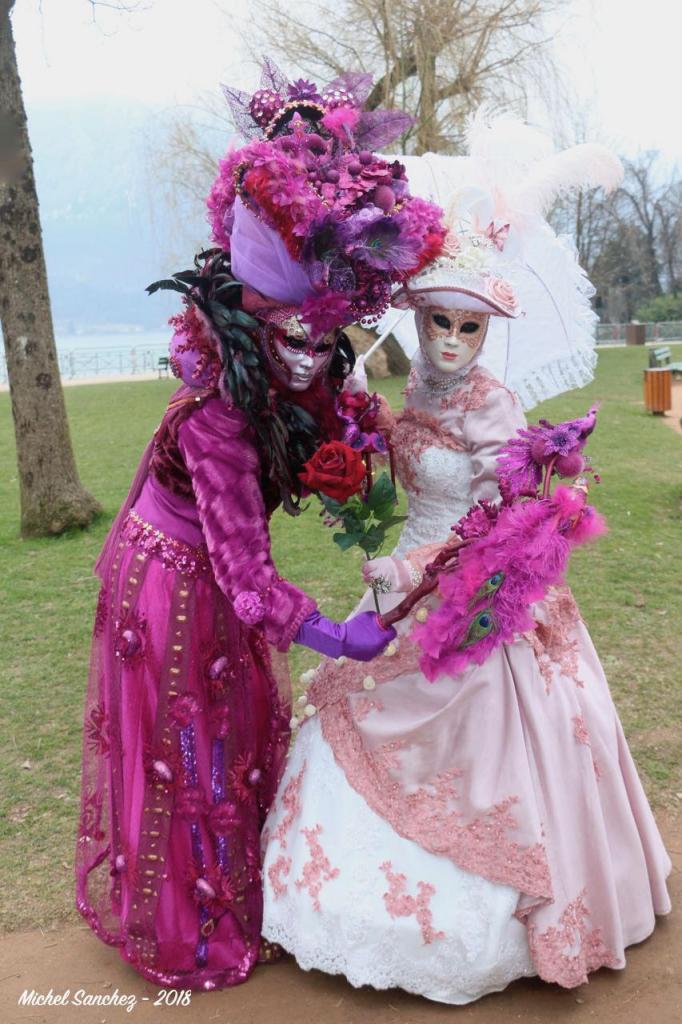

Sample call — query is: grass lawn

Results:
[1,346,681,932]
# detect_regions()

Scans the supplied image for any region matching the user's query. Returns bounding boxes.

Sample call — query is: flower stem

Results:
[364,551,381,614]
[542,455,558,499]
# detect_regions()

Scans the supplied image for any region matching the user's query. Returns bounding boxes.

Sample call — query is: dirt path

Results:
[1,816,679,1024]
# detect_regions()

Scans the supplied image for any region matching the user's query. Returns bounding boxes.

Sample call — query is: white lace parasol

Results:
[377,117,622,410]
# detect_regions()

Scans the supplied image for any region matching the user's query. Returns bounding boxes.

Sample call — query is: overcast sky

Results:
[11,0,680,161]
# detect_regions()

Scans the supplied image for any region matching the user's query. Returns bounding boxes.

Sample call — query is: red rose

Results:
[299,441,366,503]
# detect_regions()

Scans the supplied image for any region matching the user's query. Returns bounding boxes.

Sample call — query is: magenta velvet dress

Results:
[75,386,314,989]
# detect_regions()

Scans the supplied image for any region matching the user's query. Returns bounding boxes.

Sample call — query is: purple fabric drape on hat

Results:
[230,198,315,305]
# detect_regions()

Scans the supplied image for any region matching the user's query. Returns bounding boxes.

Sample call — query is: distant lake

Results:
[0,330,172,383]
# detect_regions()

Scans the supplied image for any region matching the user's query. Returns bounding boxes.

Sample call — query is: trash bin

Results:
[643,367,672,414]
[626,322,646,345]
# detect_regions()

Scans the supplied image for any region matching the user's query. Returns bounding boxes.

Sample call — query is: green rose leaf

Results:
[333,531,362,552]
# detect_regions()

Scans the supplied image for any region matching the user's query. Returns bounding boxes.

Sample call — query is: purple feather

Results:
[260,56,288,95]
[221,85,263,141]
[355,109,415,149]
[326,71,374,105]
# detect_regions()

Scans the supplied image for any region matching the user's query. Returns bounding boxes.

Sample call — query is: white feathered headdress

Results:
[379,115,623,409]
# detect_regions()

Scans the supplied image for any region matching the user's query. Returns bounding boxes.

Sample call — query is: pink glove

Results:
[294,610,396,661]
[362,555,419,594]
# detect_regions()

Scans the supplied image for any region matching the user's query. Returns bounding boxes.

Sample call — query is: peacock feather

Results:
[469,570,505,609]
[460,608,498,649]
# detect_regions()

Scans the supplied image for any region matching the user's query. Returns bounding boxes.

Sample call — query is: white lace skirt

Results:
[261,718,535,1004]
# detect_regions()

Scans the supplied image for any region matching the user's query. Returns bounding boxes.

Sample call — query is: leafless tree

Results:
[243,0,565,153]
[0,0,146,536]
[551,127,682,322]
[151,0,567,266]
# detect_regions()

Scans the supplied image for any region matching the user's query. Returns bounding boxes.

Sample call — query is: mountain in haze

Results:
[28,98,208,332]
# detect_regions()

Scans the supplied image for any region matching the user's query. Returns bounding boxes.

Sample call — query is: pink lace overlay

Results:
[391,407,466,494]
[272,762,306,850]
[440,365,508,413]
[309,653,552,901]
[295,825,340,912]
[380,861,445,945]
[402,367,419,397]
[523,587,583,694]
[268,855,292,899]
[527,889,621,988]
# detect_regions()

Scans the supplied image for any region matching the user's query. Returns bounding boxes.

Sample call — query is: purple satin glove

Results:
[294,609,396,662]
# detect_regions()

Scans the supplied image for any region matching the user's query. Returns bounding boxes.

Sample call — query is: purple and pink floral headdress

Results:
[207,58,447,334]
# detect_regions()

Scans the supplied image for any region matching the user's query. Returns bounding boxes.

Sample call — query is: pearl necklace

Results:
[412,351,473,395]
[420,370,468,393]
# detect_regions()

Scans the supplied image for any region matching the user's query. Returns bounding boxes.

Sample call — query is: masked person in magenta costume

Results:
[75,59,446,990]
[261,125,671,1003]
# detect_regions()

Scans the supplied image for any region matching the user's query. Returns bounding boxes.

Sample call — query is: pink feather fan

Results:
[413,409,606,682]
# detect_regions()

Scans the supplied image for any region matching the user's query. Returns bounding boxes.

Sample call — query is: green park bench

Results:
[157,356,170,379]
[648,346,682,379]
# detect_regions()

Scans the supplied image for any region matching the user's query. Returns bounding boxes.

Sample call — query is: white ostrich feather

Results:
[509,144,624,218]
[466,111,554,189]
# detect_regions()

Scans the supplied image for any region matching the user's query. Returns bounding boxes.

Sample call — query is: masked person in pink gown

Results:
[261,151,672,1003]
[74,59,447,990]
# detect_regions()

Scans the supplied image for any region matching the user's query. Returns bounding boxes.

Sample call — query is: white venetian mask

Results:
[417,306,490,374]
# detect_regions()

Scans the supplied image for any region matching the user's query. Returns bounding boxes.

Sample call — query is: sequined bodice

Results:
[394,445,474,557]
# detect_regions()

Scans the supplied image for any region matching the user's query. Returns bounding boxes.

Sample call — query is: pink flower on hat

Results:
[486,275,518,313]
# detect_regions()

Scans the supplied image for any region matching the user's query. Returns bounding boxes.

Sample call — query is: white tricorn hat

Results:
[392,187,521,317]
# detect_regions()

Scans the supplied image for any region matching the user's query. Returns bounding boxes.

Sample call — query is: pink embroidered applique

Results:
[440,365,507,413]
[295,824,340,912]
[273,762,306,850]
[527,888,621,987]
[391,407,466,494]
[372,738,408,773]
[572,714,602,780]
[268,854,292,899]
[380,861,445,944]
[524,587,583,694]
[353,696,385,723]
[309,643,552,901]
[572,714,590,746]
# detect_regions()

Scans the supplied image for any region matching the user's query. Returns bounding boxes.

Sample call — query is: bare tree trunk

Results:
[0,3,101,536]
